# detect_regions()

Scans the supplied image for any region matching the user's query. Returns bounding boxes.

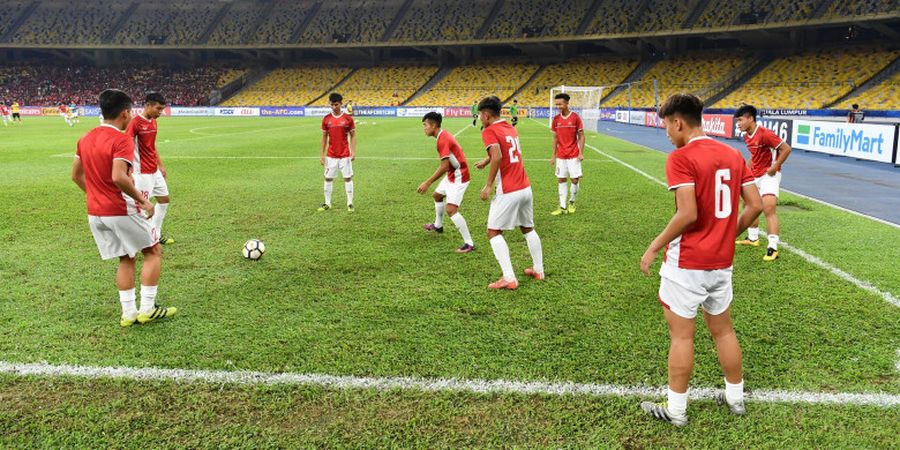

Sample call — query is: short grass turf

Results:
[0,116,898,448]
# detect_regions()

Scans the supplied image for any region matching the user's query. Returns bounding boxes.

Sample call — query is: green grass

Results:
[0,116,898,448]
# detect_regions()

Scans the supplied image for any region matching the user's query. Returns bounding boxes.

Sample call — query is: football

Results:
[242,239,265,260]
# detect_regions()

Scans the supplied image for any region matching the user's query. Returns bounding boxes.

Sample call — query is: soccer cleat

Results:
[763,248,779,261]
[523,267,545,281]
[137,306,177,324]
[640,401,687,427]
[120,312,138,328]
[488,277,518,290]
[347,204,355,213]
[317,204,331,212]
[423,223,444,233]
[159,235,175,245]
[567,202,576,214]
[550,207,568,216]
[715,393,746,416]
[456,243,475,253]
[735,237,760,246]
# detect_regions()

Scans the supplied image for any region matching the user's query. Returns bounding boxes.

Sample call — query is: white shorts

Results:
[324,157,353,179]
[435,177,469,206]
[755,172,781,198]
[135,170,170,198]
[487,187,534,230]
[89,214,159,260]
[658,264,733,319]
[555,158,583,179]
[1,114,9,121]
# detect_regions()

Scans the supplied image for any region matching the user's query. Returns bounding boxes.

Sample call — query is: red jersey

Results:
[551,111,584,159]
[322,113,355,158]
[743,125,784,178]
[436,129,470,183]
[0,105,8,115]
[481,119,530,194]
[58,105,67,113]
[76,124,139,216]
[126,114,159,174]
[663,136,754,270]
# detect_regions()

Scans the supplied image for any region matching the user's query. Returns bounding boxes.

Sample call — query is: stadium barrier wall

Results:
[791,120,897,164]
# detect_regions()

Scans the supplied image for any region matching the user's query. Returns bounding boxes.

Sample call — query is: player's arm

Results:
[71,157,86,193]
[737,183,763,236]
[418,158,450,194]
[576,129,585,161]
[640,186,697,276]
[767,141,791,176]
[550,131,558,165]
[480,144,502,201]
[320,131,328,165]
[111,159,154,218]
[349,128,356,160]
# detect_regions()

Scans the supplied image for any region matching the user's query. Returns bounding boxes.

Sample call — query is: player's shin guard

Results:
[434,201,445,228]
[569,182,579,203]
[345,181,354,206]
[489,235,515,281]
[524,230,543,274]
[451,213,473,246]
[747,227,759,241]
[119,288,137,316]
[153,203,168,238]
[139,285,157,313]
[767,234,779,250]
[558,183,568,209]
[324,181,333,206]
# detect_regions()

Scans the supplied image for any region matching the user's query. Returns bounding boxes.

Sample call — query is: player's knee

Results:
[432,192,444,202]
[487,229,502,239]
[520,226,533,234]
[446,205,459,216]
[142,243,162,257]
[557,178,567,184]
[763,202,777,216]
[157,196,170,204]
[344,177,352,183]
[572,178,580,184]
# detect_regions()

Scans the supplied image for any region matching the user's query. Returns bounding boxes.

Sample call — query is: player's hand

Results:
[549,157,556,166]
[141,200,155,219]
[320,156,325,166]
[480,185,491,201]
[767,166,779,177]
[417,182,429,194]
[577,154,584,162]
[160,167,167,178]
[475,160,488,170]
[640,247,658,276]
[351,153,356,161]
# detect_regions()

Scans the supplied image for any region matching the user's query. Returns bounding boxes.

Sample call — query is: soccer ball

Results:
[242,239,265,261]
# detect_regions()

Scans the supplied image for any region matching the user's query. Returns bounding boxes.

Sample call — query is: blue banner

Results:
[530,107,551,119]
[82,106,101,116]
[355,107,397,117]
[259,107,305,117]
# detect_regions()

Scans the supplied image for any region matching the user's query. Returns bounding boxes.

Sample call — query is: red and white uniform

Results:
[58,105,68,117]
[322,112,356,178]
[659,136,755,319]
[0,105,9,122]
[126,114,169,198]
[551,111,584,178]
[743,125,784,197]
[434,129,470,206]
[77,124,157,260]
[481,119,533,230]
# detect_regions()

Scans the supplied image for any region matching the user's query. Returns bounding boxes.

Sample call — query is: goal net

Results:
[548,86,605,133]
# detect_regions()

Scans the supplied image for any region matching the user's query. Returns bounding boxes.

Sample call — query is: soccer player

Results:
[319,92,356,212]
[0,103,10,127]
[549,93,585,215]
[346,100,354,116]
[847,103,864,123]
[417,112,475,253]
[70,103,80,124]
[59,103,72,127]
[639,94,762,427]
[471,101,478,127]
[11,101,21,124]
[127,92,174,245]
[733,104,792,261]
[474,96,544,289]
[71,89,176,327]
[509,99,519,127]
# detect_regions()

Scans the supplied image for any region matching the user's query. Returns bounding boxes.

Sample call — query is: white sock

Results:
[434,201,445,228]
[557,182,567,209]
[345,180,354,206]
[153,202,168,237]
[139,285,157,313]
[569,182,580,203]
[767,234,779,250]
[324,180,333,206]
[667,387,688,417]
[119,288,137,316]
[450,213,473,246]
[725,378,744,405]
[489,235,515,281]
[524,230,543,274]
[747,227,759,241]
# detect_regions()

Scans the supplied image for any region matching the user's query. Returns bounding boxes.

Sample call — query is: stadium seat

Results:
[484,0,593,39]
[111,2,219,45]
[300,0,401,44]
[13,0,128,45]
[221,67,354,106]
[515,60,639,106]
[248,0,315,45]
[407,62,539,106]
[839,70,900,111]
[390,0,492,42]
[310,66,439,106]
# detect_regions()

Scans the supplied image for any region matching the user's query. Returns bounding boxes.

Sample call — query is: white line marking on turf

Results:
[1,361,897,408]
[50,154,600,163]
[528,118,900,308]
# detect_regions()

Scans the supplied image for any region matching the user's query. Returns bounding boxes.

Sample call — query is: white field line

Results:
[530,118,900,308]
[50,153,605,163]
[1,361,898,408]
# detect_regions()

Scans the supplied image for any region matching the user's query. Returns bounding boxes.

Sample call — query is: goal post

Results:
[549,85,605,133]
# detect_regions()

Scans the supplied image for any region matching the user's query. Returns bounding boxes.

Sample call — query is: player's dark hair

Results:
[852,103,859,109]
[145,92,167,105]
[477,96,502,116]
[422,111,442,126]
[99,89,133,120]
[513,99,518,103]
[329,93,343,103]
[733,104,757,120]
[658,93,703,126]
[554,93,570,102]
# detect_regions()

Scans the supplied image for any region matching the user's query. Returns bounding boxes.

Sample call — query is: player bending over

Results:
[127,92,174,245]
[639,94,761,427]
[549,93,585,215]
[475,96,544,289]
[418,112,475,253]
[319,93,357,212]
[71,89,176,327]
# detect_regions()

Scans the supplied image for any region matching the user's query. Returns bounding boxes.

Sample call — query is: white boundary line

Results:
[1,361,897,408]
[50,154,606,163]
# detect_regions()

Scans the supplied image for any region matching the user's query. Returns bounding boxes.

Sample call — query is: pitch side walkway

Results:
[594,121,900,226]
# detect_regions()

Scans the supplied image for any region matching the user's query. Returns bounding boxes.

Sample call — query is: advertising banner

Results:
[645,111,664,128]
[259,106,305,117]
[615,110,629,123]
[529,107,551,119]
[792,120,896,163]
[170,107,213,116]
[701,114,733,138]
[733,117,792,143]
[214,107,259,117]
[501,107,529,119]
[304,107,333,116]
[82,106,101,116]
[599,108,616,122]
[628,111,646,125]
[444,107,473,118]
[18,106,43,116]
[355,106,397,117]
[42,107,61,116]
[397,107,444,118]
